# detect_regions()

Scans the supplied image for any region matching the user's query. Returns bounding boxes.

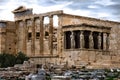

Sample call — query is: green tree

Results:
[0,53,16,68]
[0,52,29,68]
[15,52,29,64]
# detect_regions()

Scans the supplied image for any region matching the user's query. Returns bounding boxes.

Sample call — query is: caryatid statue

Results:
[89,32,94,49]
[80,31,84,49]
[70,31,75,48]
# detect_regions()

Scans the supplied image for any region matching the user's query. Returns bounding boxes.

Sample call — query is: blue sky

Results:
[0,0,120,22]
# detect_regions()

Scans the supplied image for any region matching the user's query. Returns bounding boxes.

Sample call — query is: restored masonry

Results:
[0,6,120,68]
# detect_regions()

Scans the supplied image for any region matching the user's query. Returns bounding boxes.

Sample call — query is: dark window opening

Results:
[93,32,98,49]
[28,32,32,40]
[65,31,71,49]
[36,32,40,39]
[84,31,90,49]
[74,31,80,48]
[45,31,49,39]
[45,31,49,36]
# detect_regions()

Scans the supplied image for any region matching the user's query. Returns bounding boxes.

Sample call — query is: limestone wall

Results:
[0,21,16,54]
[6,21,16,54]
[57,14,120,68]
[61,14,119,27]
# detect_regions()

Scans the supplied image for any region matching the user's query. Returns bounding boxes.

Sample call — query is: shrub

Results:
[0,52,29,68]
[15,52,29,64]
[0,53,16,68]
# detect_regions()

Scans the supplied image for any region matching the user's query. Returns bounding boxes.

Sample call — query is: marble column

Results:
[49,15,53,55]
[80,31,84,49]
[23,20,27,54]
[98,32,101,50]
[106,33,110,50]
[70,31,75,49]
[31,18,35,56]
[15,21,19,54]
[39,16,44,55]
[57,14,63,58]
[103,33,107,50]
[89,31,94,49]
[64,32,66,49]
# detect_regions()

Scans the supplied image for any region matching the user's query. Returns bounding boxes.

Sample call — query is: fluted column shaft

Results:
[15,21,19,53]
[31,18,35,56]
[23,20,27,54]
[49,15,53,55]
[39,17,44,55]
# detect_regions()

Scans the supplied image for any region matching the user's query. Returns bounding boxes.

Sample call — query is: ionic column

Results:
[49,15,53,55]
[39,16,44,55]
[103,33,107,50]
[31,18,35,56]
[57,14,63,57]
[23,20,27,54]
[98,32,101,50]
[89,31,94,49]
[15,21,19,54]
[64,32,66,49]
[70,31,75,49]
[106,33,110,50]
[80,31,84,49]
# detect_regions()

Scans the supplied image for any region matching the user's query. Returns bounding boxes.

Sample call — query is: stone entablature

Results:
[62,23,111,33]
[62,13,120,28]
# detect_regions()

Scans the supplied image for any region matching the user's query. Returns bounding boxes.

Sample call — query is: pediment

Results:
[12,6,27,13]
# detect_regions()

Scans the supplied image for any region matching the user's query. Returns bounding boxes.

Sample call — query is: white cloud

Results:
[95,0,117,6]
[32,2,73,14]
[0,0,119,22]
[88,5,100,9]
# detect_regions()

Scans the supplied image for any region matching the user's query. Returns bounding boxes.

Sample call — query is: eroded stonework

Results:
[0,6,120,68]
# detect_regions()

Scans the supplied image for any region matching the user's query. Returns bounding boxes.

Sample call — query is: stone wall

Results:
[0,21,16,54]
[58,13,120,68]
[0,7,120,68]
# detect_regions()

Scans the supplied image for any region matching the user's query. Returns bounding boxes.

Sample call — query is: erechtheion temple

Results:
[0,6,120,68]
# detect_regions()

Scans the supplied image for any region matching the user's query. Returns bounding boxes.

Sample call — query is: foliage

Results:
[16,52,29,64]
[0,52,29,68]
[0,53,16,68]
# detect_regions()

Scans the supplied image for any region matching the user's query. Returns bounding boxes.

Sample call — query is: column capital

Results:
[103,32,107,35]
[98,32,101,35]
[23,19,26,22]
[49,15,53,18]
[31,18,35,22]
[39,16,44,20]
[80,30,84,34]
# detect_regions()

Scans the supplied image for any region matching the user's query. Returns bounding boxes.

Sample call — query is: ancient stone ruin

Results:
[0,6,120,68]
